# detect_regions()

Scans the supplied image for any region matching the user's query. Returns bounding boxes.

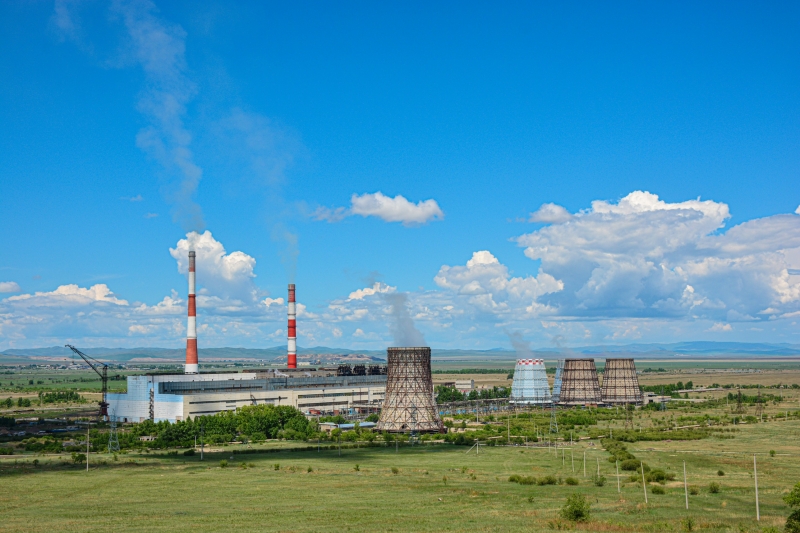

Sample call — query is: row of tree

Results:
[435,385,511,404]
[94,404,314,450]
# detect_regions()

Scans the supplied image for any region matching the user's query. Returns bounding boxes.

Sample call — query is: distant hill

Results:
[2,341,799,364]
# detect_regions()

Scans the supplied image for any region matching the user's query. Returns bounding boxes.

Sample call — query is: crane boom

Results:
[65,344,109,419]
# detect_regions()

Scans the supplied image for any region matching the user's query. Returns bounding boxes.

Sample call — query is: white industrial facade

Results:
[107,372,386,423]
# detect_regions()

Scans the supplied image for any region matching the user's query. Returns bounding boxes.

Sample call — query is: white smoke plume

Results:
[114,0,204,231]
[54,0,205,231]
[384,293,426,347]
[506,330,534,359]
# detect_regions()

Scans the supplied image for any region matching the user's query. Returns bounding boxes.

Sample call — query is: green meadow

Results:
[2,418,798,533]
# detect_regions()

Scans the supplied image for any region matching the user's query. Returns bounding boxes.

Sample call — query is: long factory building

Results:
[107,371,387,423]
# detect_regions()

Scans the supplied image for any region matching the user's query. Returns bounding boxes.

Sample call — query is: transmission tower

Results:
[754,387,763,420]
[108,409,120,453]
[732,388,746,414]
[624,403,634,430]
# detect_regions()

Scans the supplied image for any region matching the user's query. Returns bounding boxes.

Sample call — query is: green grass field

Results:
[2,419,798,533]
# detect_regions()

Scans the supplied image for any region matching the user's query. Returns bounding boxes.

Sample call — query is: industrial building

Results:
[107,371,386,423]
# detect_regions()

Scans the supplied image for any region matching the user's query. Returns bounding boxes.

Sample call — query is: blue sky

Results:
[1,1,799,350]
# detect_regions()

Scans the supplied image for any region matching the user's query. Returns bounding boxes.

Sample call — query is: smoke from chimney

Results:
[287,283,296,368]
[185,250,198,374]
[385,292,426,347]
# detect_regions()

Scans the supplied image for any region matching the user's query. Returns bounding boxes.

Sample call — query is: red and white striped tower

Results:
[287,283,297,369]
[185,250,198,374]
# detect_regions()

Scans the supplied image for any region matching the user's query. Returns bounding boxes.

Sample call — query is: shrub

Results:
[651,485,665,495]
[565,477,579,486]
[708,482,720,494]
[183,449,195,456]
[353,464,360,472]
[273,463,280,471]
[219,460,228,468]
[681,516,695,532]
[769,449,775,457]
[784,483,800,533]
[391,467,399,475]
[787,511,800,533]
[689,486,699,495]
[646,469,675,484]
[560,493,590,522]
[508,475,521,483]
[71,452,86,464]
[592,474,606,487]
[717,470,724,476]
[621,459,644,471]
[537,475,558,486]
[307,466,313,473]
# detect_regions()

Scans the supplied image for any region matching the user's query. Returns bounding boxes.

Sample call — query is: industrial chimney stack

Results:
[287,283,297,369]
[185,250,198,374]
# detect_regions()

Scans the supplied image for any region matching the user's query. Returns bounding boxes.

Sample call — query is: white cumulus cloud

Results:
[347,282,395,301]
[0,282,21,293]
[530,203,572,224]
[314,192,444,225]
[434,251,562,315]
[516,191,800,321]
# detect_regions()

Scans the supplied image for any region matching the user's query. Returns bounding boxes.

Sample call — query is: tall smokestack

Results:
[185,250,198,374]
[287,283,297,369]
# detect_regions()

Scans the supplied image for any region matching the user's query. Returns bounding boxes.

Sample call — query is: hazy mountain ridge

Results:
[2,341,800,363]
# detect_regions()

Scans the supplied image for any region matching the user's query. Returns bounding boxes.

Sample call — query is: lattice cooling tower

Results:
[376,347,445,433]
[601,358,642,405]
[558,359,602,405]
[510,359,552,405]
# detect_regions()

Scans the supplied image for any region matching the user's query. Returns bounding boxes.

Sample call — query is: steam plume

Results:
[506,330,534,359]
[384,293,426,347]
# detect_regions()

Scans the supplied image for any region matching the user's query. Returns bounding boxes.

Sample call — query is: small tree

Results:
[560,493,590,522]
[784,482,800,533]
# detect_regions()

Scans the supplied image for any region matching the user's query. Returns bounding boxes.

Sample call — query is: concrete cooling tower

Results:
[558,359,602,406]
[601,358,643,405]
[510,359,552,405]
[376,347,445,433]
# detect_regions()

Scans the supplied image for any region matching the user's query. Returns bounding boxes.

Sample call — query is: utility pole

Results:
[86,423,90,472]
[683,461,688,510]
[583,451,586,477]
[641,461,648,504]
[754,454,760,521]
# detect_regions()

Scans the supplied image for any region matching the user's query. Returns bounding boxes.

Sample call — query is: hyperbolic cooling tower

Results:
[376,347,445,433]
[558,359,602,405]
[601,358,642,405]
[510,359,552,405]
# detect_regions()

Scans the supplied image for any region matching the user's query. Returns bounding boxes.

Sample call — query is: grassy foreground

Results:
[2,419,799,533]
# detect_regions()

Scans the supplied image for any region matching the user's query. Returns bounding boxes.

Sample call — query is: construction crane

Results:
[65,344,109,420]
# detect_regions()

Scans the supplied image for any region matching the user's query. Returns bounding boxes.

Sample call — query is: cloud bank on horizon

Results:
[2,191,798,350]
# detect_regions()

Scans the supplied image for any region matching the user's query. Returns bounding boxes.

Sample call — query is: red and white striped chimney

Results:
[287,283,297,369]
[185,250,198,374]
